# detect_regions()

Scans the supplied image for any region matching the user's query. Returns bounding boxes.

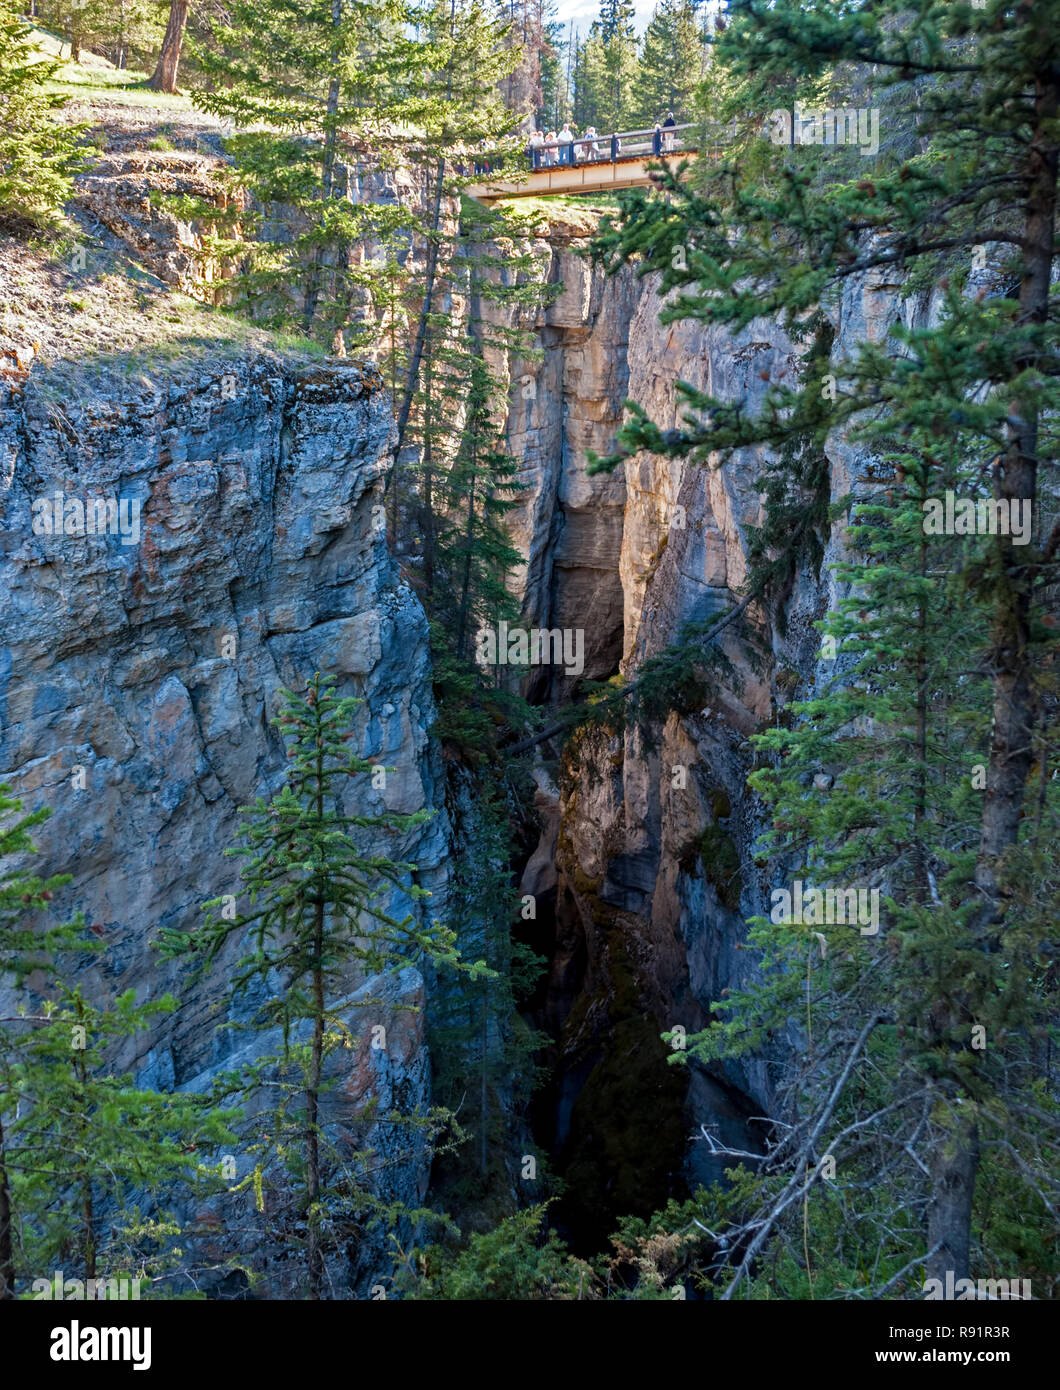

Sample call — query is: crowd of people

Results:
[527,112,679,169]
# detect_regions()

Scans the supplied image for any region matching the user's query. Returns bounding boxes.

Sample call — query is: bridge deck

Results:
[466,122,699,202]
[468,152,695,202]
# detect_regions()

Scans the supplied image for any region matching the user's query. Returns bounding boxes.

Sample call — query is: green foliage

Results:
[162,672,486,1295]
[392,1204,594,1298]
[0,789,234,1298]
[629,0,705,128]
[584,0,1060,1296]
[184,0,522,340]
[33,0,164,69]
[572,0,639,133]
[0,7,87,230]
[428,774,546,1205]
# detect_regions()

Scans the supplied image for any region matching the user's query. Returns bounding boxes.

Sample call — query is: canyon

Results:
[0,153,937,1278]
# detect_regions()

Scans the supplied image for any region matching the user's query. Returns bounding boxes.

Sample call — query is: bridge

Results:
[466,122,698,202]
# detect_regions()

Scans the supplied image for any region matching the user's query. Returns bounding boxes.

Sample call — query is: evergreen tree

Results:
[571,2,638,134]
[148,0,189,92]
[0,4,86,232]
[591,0,1060,1290]
[162,673,487,1298]
[630,0,704,128]
[0,789,232,1300]
[9,987,235,1295]
[390,195,554,759]
[429,775,545,1188]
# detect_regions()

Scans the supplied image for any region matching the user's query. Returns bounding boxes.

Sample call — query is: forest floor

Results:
[32,30,230,154]
[0,33,324,384]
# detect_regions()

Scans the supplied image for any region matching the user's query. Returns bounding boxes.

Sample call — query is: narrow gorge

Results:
[3,173,932,1270]
[2,0,1056,1322]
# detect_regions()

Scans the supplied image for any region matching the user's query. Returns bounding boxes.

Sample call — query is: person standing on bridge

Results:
[662,111,677,152]
[543,130,557,166]
[529,130,544,169]
[557,122,574,166]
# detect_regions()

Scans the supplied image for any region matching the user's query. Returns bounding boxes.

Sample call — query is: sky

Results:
[553,2,664,35]
[552,1,722,38]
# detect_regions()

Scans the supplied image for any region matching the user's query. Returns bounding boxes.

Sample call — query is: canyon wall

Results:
[0,349,447,1292]
[496,211,927,1244]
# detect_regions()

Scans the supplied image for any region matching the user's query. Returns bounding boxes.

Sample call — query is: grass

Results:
[2,222,332,401]
[23,31,202,114]
[42,62,198,112]
[493,195,617,240]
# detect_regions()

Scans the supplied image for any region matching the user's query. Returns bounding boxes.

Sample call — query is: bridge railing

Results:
[526,122,699,171]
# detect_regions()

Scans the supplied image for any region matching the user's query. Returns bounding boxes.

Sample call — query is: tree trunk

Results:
[930,62,1059,1289]
[388,156,446,477]
[306,903,325,1300]
[74,1037,96,1281]
[147,0,189,94]
[479,987,488,1176]
[421,333,436,594]
[973,73,1057,922]
[302,0,343,332]
[926,1106,979,1282]
[388,0,455,484]
[0,1115,13,1300]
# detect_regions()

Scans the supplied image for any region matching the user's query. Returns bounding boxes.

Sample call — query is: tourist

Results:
[557,122,574,165]
[662,110,677,151]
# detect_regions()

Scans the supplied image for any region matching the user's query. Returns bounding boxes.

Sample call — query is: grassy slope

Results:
[0,33,327,386]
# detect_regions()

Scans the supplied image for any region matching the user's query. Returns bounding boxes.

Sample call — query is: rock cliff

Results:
[0,347,447,1291]
[500,208,925,1245]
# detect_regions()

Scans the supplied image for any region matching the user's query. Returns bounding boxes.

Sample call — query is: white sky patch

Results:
[552,1,723,38]
[553,1,659,30]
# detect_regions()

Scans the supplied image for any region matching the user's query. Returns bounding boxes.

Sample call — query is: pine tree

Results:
[148,0,189,92]
[8,987,235,1294]
[162,673,487,1298]
[388,193,554,758]
[571,2,638,134]
[591,0,1060,1291]
[0,4,86,232]
[429,774,545,1188]
[0,788,232,1299]
[630,0,704,129]
[185,0,420,338]
[0,786,82,1300]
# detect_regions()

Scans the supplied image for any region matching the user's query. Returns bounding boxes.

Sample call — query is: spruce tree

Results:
[0,788,232,1300]
[428,775,545,1188]
[591,0,1060,1290]
[0,4,86,232]
[9,987,235,1295]
[163,673,486,1298]
[630,0,704,129]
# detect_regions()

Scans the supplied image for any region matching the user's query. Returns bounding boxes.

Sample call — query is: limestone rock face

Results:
[76,151,244,300]
[499,241,641,697]
[0,352,446,1291]
[504,212,925,1226]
